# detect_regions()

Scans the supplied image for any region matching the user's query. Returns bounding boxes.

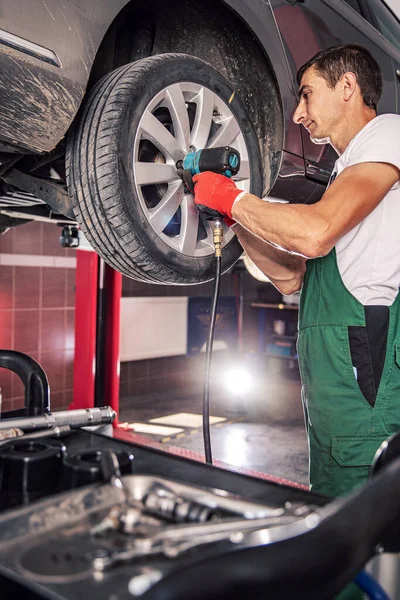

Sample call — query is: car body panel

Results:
[0,0,131,152]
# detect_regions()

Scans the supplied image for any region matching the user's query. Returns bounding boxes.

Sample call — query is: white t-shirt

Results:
[334,114,400,306]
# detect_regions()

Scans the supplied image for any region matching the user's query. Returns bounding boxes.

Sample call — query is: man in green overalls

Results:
[193,44,400,597]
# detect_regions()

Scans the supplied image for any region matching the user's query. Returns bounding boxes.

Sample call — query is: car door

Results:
[273,0,397,184]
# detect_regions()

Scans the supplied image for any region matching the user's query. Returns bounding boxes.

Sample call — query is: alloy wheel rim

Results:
[133,82,251,258]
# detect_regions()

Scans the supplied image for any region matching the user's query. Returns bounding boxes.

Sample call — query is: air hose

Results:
[202,219,223,465]
[354,571,391,600]
[182,146,240,465]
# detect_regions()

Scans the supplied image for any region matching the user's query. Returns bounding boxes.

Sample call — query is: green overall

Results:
[298,248,400,498]
[298,249,400,600]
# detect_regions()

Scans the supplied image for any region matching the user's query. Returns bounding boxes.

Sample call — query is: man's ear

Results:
[342,71,357,102]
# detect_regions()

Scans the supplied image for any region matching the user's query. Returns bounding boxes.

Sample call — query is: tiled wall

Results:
[0,221,76,413]
[119,268,282,399]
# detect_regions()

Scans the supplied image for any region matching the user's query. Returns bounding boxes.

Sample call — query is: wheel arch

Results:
[87,0,288,191]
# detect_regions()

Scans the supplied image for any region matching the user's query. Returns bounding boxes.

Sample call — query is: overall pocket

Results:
[328,435,389,497]
[382,344,400,433]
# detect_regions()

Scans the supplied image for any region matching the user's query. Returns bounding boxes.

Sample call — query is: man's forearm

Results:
[234,224,306,294]
[232,194,327,258]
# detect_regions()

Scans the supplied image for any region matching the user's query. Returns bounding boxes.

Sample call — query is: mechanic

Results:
[193,44,400,500]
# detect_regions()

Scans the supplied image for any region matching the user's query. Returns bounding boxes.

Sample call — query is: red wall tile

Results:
[2,398,14,414]
[0,267,13,309]
[66,310,75,350]
[42,268,67,308]
[12,372,25,400]
[14,267,40,309]
[64,389,73,407]
[0,311,12,348]
[65,349,74,391]
[14,310,40,354]
[40,350,66,394]
[49,391,66,410]
[0,368,12,400]
[13,221,43,255]
[0,229,14,253]
[41,310,66,353]
[66,269,76,308]
[13,397,25,411]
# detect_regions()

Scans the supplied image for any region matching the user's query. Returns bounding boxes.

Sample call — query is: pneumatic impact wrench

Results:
[177,145,241,216]
[177,145,241,256]
[177,146,241,464]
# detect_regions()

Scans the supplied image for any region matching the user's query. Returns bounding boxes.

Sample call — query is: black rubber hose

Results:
[202,254,222,465]
[0,350,50,416]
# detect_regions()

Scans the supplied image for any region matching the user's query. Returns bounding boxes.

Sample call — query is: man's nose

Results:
[293,101,306,125]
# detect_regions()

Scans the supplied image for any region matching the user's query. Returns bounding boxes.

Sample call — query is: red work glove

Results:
[193,172,245,219]
[224,216,236,228]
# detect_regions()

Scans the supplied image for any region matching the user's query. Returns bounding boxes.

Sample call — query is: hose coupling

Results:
[213,219,223,257]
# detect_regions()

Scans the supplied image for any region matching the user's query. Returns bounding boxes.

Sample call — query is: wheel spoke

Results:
[200,219,215,250]
[177,195,199,254]
[190,88,215,150]
[140,109,182,161]
[234,159,250,181]
[208,115,240,148]
[165,84,190,152]
[135,162,178,185]
[147,181,184,234]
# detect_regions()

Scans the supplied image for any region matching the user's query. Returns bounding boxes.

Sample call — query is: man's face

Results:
[293,66,344,144]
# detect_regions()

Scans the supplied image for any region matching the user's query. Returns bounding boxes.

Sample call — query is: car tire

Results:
[66,53,262,284]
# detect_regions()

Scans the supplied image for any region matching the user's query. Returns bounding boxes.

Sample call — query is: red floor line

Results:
[114,426,309,491]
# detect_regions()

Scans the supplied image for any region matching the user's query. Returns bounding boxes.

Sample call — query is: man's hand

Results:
[193,171,245,219]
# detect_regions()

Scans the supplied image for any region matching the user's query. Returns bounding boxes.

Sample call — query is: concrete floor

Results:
[119,372,309,487]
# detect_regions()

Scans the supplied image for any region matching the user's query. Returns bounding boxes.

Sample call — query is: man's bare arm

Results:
[232,162,400,259]
[234,224,306,294]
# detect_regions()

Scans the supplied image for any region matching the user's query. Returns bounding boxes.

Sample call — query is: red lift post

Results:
[70,249,122,426]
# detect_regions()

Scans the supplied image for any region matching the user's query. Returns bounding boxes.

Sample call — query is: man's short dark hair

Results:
[296,44,382,110]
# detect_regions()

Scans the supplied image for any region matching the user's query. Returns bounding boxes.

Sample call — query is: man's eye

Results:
[303,93,310,100]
